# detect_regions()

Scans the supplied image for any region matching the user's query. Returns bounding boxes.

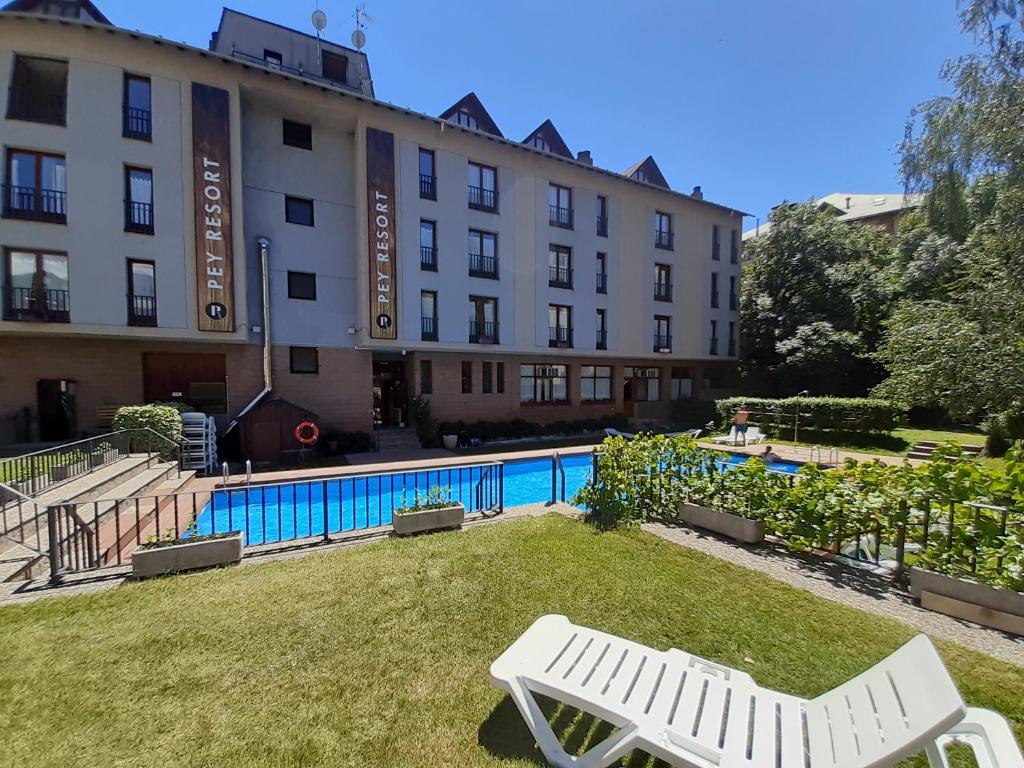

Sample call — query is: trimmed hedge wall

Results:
[112,405,183,458]
[670,398,718,429]
[435,414,629,444]
[715,397,904,433]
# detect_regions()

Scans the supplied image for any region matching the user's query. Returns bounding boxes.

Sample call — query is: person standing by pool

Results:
[733,406,749,445]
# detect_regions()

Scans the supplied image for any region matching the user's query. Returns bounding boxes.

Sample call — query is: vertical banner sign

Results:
[366,127,398,339]
[192,82,234,332]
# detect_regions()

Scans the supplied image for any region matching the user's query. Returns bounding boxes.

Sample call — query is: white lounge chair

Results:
[710,426,765,446]
[603,428,636,440]
[490,615,1023,768]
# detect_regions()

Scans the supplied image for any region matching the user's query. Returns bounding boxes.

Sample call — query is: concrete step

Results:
[907,451,935,461]
[0,538,45,582]
[375,428,421,451]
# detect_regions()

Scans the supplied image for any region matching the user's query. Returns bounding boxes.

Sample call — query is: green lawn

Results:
[738,426,986,457]
[0,515,1019,768]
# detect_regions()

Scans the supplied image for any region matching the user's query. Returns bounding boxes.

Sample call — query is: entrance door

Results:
[372,360,408,427]
[37,379,76,441]
[622,376,635,417]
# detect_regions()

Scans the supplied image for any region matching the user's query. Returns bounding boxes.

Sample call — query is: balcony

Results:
[4,286,69,323]
[419,174,436,200]
[596,329,607,350]
[596,215,608,238]
[127,294,157,327]
[3,185,66,224]
[549,205,573,229]
[710,338,720,356]
[713,241,721,261]
[125,201,154,235]
[549,326,573,349]
[731,247,739,265]
[548,265,573,289]
[421,315,437,342]
[655,230,673,250]
[730,293,738,311]
[596,272,608,294]
[469,320,499,344]
[6,89,65,126]
[654,282,673,302]
[420,246,437,271]
[468,253,499,279]
[123,106,152,141]
[468,185,497,212]
[653,333,672,353]
[711,293,720,309]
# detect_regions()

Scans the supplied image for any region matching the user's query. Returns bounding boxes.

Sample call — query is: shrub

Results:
[714,396,904,433]
[434,414,628,444]
[112,405,183,459]
[412,396,439,448]
[670,398,717,429]
[147,401,196,414]
[982,408,1024,457]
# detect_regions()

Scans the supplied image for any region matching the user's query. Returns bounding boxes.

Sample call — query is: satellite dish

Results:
[351,28,366,49]
[312,9,328,32]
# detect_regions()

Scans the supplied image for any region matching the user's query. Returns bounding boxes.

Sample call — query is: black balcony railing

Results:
[596,272,608,294]
[713,240,721,261]
[123,106,152,141]
[653,333,672,353]
[596,215,608,237]
[654,282,672,302]
[419,174,436,200]
[730,293,738,310]
[127,294,157,327]
[655,230,673,250]
[710,338,720,356]
[728,338,737,357]
[6,88,66,125]
[469,320,499,344]
[731,246,739,265]
[420,246,437,271]
[3,185,66,223]
[4,286,70,323]
[596,329,608,350]
[549,205,573,229]
[711,293,720,309]
[468,185,497,212]
[549,326,573,348]
[548,265,573,289]
[421,315,437,341]
[468,252,499,279]
[125,200,154,234]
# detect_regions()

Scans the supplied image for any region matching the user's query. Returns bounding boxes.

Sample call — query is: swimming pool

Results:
[192,452,804,546]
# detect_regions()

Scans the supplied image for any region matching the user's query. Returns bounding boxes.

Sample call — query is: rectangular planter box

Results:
[678,502,765,545]
[132,531,244,579]
[89,452,106,468]
[50,465,71,482]
[393,503,465,536]
[910,566,1024,635]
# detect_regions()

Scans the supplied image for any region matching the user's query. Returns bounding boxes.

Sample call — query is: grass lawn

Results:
[737,426,986,457]
[0,515,1020,768]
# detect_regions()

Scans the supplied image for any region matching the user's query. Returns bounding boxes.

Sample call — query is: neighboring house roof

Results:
[522,119,572,159]
[622,155,669,190]
[439,91,503,138]
[1,0,110,23]
[742,192,926,240]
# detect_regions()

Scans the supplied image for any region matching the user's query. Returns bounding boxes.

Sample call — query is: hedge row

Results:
[715,397,904,433]
[436,414,629,443]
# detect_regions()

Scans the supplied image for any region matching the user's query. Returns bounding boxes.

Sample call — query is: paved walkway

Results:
[696,440,914,467]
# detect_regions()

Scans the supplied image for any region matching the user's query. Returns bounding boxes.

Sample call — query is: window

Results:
[654,263,672,301]
[283,119,313,150]
[635,170,649,183]
[289,346,319,374]
[263,49,283,69]
[704,367,725,391]
[530,135,550,151]
[596,308,608,350]
[3,248,69,322]
[712,225,721,260]
[654,315,672,352]
[710,272,720,308]
[580,365,612,402]
[420,220,437,270]
[124,166,154,234]
[469,295,498,343]
[710,320,719,356]
[321,51,349,82]
[548,183,572,229]
[729,275,738,310]
[127,259,156,326]
[596,252,608,293]
[287,271,317,300]
[520,364,568,404]
[730,229,739,264]
[496,362,505,394]
[548,244,572,288]
[728,321,737,356]
[123,74,152,141]
[189,382,228,415]
[468,161,497,211]
[468,229,498,278]
[421,290,437,341]
[482,361,493,393]
[624,367,660,402]
[285,196,314,226]
[596,195,608,237]
[455,108,478,129]
[655,211,673,249]
[461,361,473,393]
[419,148,436,200]
[548,304,573,348]
[670,367,693,399]
[4,149,66,223]
[7,55,67,125]
[420,360,433,395]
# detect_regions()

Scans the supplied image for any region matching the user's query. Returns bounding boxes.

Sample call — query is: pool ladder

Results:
[551,451,566,504]
[808,446,840,465]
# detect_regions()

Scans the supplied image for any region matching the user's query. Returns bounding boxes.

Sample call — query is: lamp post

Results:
[793,390,809,443]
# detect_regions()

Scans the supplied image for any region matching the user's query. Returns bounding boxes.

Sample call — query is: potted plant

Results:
[50,463,71,482]
[392,486,465,536]
[89,442,113,468]
[677,457,773,544]
[909,567,1024,634]
[322,430,341,456]
[442,434,459,450]
[132,528,244,579]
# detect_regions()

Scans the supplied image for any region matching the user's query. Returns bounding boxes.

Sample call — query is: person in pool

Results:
[761,445,783,463]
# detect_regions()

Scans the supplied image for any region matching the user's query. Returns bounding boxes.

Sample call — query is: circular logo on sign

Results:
[376,313,393,330]
[206,302,228,320]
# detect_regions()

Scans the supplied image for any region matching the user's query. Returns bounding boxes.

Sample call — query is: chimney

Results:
[845,196,852,209]
[576,150,593,166]
[691,185,703,200]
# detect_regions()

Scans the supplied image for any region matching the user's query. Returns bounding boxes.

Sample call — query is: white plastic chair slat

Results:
[750,692,781,768]
[670,668,714,733]
[692,675,731,748]
[601,647,648,705]
[864,672,907,746]
[624,655,668,721]
[823,696,863,768]
[647,666,689,729]
[777,697,808,768]
[572,639,615,690]
[845,678,887,755]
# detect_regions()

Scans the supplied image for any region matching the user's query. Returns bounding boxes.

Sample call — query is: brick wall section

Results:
[270,346,373,433]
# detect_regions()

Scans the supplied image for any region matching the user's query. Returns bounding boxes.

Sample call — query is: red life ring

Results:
[295,420,319,445]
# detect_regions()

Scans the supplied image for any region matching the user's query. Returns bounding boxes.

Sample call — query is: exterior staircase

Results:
[906,441,984,462]
[374,427,422,452]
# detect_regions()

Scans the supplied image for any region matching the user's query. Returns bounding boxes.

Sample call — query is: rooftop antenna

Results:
[311,4,328,65]
[351,4,372,50]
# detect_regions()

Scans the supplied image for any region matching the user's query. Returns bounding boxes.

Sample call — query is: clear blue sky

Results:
[98,0,979,224]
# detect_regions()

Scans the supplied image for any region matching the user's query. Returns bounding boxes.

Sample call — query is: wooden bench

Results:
[96,406,126,429]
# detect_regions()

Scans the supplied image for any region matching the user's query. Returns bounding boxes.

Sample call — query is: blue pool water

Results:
[193,452,804,546]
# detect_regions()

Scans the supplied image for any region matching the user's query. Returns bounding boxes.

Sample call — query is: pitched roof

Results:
[2,0,110,23]
[438,92,503,138]
[522,119,572,159]
[742,192,927,240]
[623,155,669,189]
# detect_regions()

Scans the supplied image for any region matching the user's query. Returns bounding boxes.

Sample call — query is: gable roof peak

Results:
[522,118,572,158]
[438,91,503,138]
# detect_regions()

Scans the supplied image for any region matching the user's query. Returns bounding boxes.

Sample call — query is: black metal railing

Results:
[711,292,720,309]
[730,293,738,310]
[419,174,436,200]
[125,200,154,234]
[596,329,608,350]
[713,240,721,260]
[6,88,65,125]
[655,230,673,249]
[469,320,499,344]
[123,106,151,140]
[420,245,437,270]
[128,294,157,327]
[548,265,573,289]
[709,338,719,355]
[468,185,497,212]
[3,286,70,323]
[653,333,672,352]
[468,253,499,278]
[549,205,572,229]
[596,273,608,294]
[654,282,673,301]
[597,215,608,237]
[731,246,739,264]
[3,185,66,223]
[549,326,573,348]
[421,315,437,341]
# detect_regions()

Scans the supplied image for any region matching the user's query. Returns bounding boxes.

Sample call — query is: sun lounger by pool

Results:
[711,426,765,446]
[490,615,1023,768]
[604,428,701,441]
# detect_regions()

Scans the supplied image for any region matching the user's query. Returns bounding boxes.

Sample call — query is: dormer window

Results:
[635,170,648,183]
[455,109,478,129]
[263,49,282,70]
[530,135,550,152]
[321,51,349,83]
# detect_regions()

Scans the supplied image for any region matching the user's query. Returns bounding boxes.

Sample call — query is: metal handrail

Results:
[0,480,47,553]
[551,451,566,503]
[216,459,505,492]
